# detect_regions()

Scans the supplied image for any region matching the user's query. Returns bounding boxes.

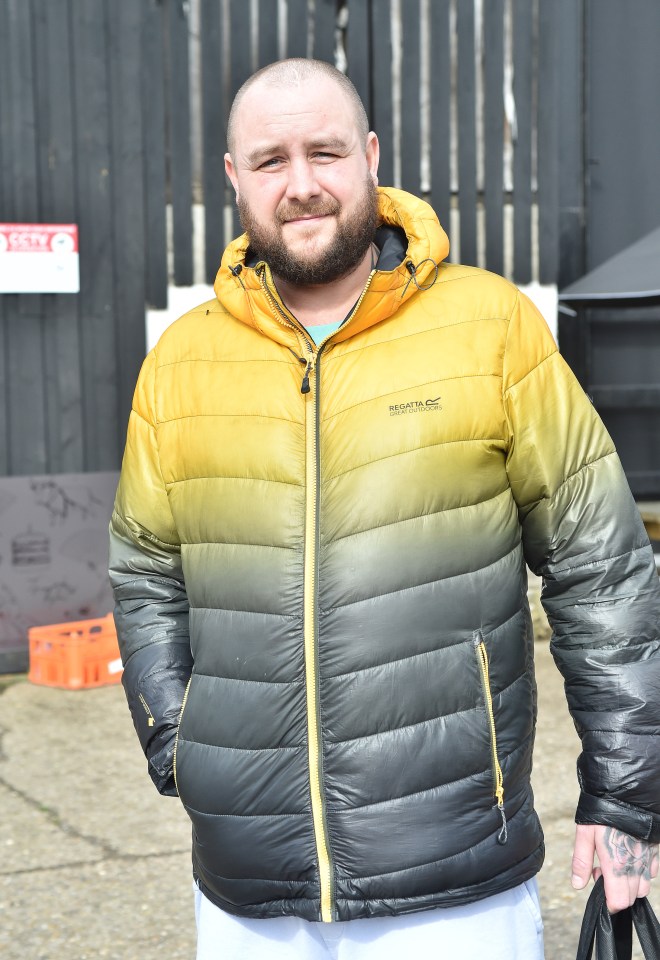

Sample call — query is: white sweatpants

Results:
[194,879,545,960]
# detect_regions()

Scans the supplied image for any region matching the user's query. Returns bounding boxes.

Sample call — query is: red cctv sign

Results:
[0,223,80,293]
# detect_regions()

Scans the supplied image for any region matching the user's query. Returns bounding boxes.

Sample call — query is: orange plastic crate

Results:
[28,614,123,690]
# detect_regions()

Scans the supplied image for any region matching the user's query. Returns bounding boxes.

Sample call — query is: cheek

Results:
[243,177,283,214]
[326,171,367,208]
[257,174,287,199]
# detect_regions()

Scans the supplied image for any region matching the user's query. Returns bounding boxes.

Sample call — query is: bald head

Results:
[226,59,369,158]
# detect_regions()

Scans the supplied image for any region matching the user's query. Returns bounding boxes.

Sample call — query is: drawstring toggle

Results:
[402,258,440,296]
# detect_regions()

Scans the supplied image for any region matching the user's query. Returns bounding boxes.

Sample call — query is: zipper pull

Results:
[301,359,313,394]
[496,801,508,845]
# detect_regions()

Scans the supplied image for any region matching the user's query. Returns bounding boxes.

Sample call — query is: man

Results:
[110,59,660,959]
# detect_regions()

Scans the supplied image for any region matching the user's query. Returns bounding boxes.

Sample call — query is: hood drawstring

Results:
[228,263,247,291]
[228,263,254,309]
[403,258,439,297]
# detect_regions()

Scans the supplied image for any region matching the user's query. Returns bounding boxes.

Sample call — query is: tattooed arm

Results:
[571,824,660,912]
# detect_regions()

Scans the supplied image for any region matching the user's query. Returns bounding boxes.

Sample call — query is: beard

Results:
[239,175,379,286]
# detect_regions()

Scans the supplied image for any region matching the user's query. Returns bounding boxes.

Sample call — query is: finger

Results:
[637,873,651,900]
[602,871,633,913]
[572,825,596,890]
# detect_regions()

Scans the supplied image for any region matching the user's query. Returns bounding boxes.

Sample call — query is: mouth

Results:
[284,214,332,225]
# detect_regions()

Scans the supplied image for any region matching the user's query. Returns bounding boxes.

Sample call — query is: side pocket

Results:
[138,692,156,729]
[173,675,193,796]
[474,632,508,844]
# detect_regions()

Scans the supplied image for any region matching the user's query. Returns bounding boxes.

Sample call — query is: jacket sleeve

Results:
[503,291,660,843]
[109,349,193,797]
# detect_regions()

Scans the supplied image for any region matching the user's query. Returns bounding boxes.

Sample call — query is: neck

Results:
[273,244,376,328]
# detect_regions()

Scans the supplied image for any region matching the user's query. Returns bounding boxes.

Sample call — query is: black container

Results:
[558,226,660,499]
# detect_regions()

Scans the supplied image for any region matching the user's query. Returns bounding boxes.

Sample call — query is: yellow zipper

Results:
[303,371,334,922]
[257,263,311,340]
[474,634,508,844]
[257,260,376,354]
[256,263,332,920]
[257,262,377,921]
[172,675,193,795]
[337,271,375,338]
[138,692,155,727]
[302,269,378,921]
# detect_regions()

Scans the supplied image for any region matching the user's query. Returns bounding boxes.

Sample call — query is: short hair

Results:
[226,58,369,157]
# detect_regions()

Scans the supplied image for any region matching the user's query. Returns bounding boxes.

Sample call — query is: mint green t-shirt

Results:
[306,320,344,345]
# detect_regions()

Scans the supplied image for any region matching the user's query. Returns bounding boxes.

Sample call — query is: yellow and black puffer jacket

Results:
[110,188,660,922]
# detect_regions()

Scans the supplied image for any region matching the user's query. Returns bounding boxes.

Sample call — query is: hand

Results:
[571,824,659,912]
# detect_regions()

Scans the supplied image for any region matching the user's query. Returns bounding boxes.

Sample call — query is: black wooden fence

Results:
[0,0,150,476]
[192,0,563,288]
[0,0,595,476]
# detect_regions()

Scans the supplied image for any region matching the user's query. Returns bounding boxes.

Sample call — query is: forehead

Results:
[232,76,360,153]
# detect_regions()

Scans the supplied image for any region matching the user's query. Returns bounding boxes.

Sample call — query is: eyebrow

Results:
[245,136,351,167]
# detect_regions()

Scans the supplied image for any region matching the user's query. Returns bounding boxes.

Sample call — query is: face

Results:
[225,76,380,286]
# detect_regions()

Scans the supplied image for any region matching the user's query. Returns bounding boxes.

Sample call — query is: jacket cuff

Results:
[120,640,193,798]
[148,739,178,797]
[576,791,660,843]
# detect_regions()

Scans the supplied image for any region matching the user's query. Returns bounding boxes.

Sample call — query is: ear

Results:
[224,153,239,201]
[366,132,380,186]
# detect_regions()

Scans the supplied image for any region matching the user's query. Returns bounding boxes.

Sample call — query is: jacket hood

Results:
[213,187,450,347]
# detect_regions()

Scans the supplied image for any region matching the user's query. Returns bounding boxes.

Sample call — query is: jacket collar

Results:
[213,187,450,348]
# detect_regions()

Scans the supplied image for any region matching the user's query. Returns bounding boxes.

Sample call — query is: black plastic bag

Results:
[576,876,660,959]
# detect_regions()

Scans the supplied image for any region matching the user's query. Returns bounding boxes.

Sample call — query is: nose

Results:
[285,157,321,203]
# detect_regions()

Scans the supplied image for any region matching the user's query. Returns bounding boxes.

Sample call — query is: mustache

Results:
[276,200,341,223]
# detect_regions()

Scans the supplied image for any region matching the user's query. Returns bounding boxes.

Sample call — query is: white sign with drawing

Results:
[0,223,80,293]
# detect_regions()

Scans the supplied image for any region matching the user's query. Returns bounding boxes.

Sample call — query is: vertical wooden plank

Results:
[557,0,584,289]
[4,0,47,475]
[347,0,371,117]
[166,0,193,284]
[313,0,337,64]
[367,0,392,186]
[286,0,308,58]
[201,0,226,280]
[0,0,18,475]
[108,0,147,443]
[483,0,505,276]
[399,0,422,197]
[71,0,119,471]
[229,0,254,91]
[370,0,393,187]
[0,296,6,474]
[512,0,532,283]
[3,1,40,220]
[456,0,477,265]
[584,1,660,272]
[0,4,12,474]
[537,0,559,285]
[229,0,254,239]
[258,0,279,67]
[142,0,168,308]
[32,1,77,228]
[33,0,85,474]
[429,0,450,229]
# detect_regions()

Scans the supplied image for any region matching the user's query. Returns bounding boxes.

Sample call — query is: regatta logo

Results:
[389,397,442,416]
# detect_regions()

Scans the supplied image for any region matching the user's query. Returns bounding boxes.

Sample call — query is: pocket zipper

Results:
[173,676,193,795]
[138,692,155,727]
[474,633,508,844]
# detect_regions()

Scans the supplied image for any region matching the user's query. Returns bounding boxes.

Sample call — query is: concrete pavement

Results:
[1,603,658,958]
